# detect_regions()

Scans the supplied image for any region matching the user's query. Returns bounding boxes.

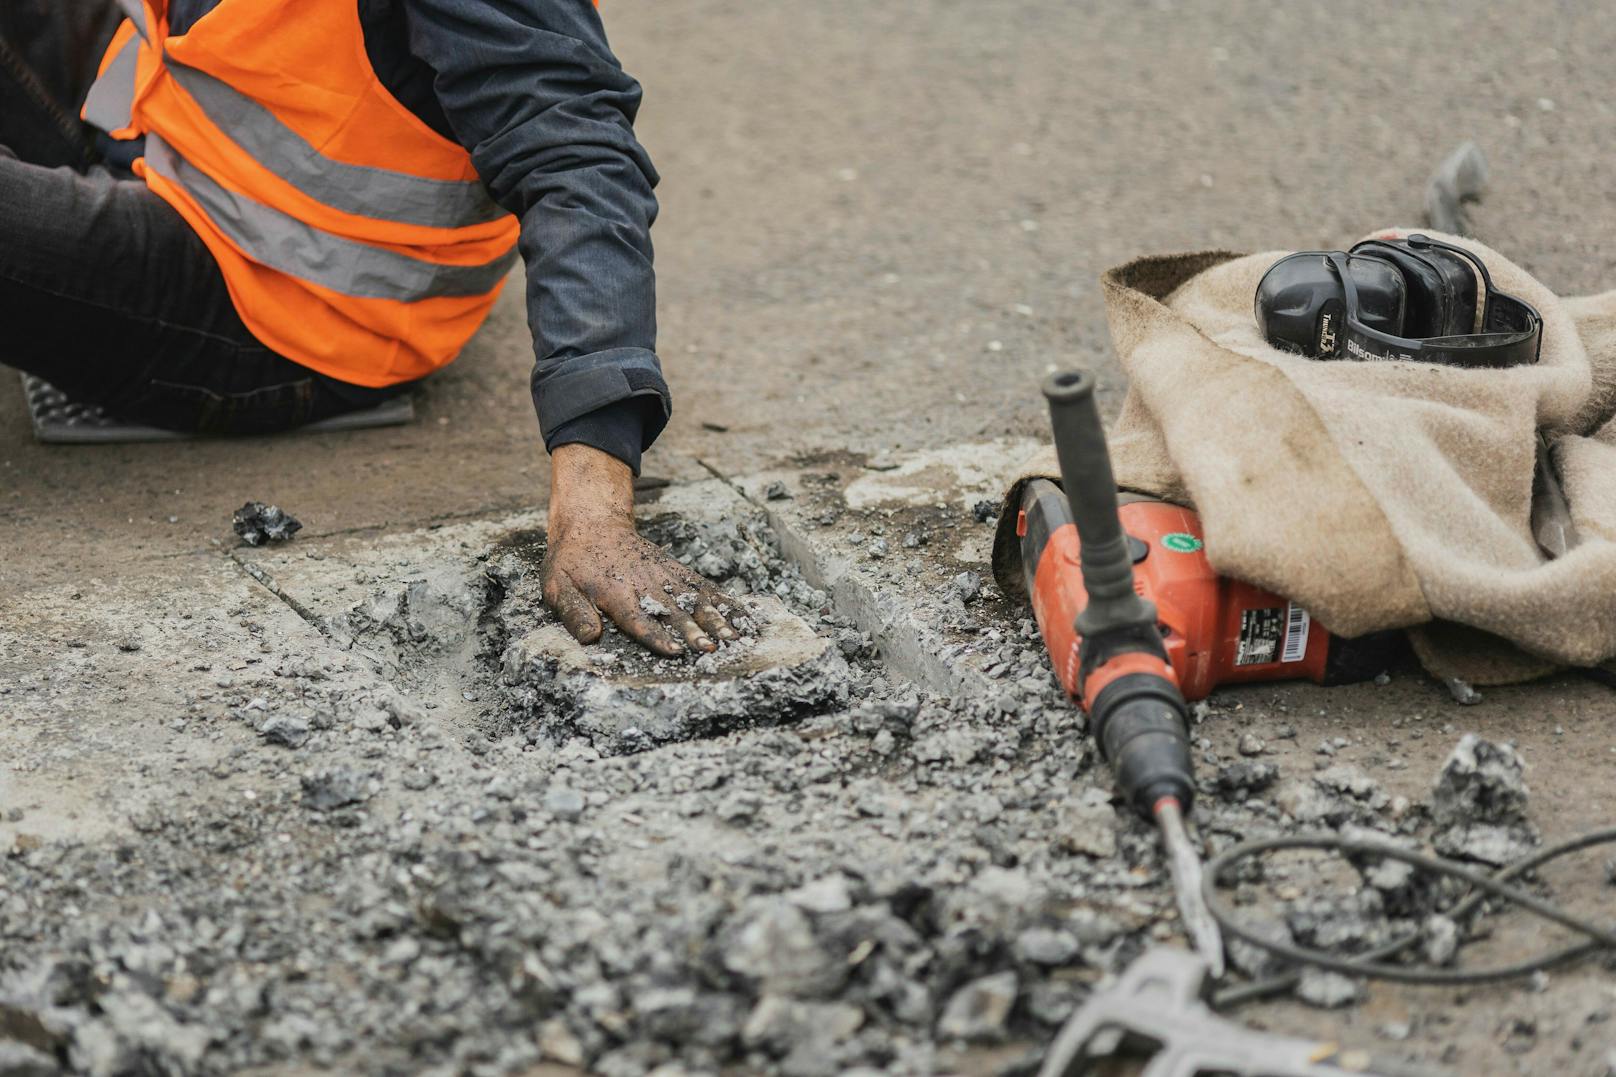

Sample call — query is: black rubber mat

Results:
[20,374,416,444]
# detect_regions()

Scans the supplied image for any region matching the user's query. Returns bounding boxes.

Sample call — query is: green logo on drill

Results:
[1162,533,1203,553]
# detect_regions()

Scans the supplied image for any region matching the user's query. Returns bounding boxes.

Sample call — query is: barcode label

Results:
[1281,603,1310,663]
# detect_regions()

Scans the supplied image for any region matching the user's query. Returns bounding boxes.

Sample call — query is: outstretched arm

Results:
[405,0,733,653]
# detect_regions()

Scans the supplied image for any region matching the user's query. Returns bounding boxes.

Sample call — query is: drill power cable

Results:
[1202,827,1616,1009]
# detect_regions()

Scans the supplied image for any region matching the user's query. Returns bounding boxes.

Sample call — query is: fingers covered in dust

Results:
[541,443,747,658]
[539,516,742,658]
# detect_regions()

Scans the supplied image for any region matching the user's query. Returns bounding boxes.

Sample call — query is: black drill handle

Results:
[1041,370,1157,638]
[1043,369,1195,820]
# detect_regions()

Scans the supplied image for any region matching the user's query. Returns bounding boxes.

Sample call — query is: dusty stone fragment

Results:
[68,1021,130,1077]
[232,501,302,546]
[1314,764,1386,808]
[0,1042,57,1077]
[92,992,209,1074]
[1432,735,1529,824]
[1363,857,1414,895]
[764,481,791,501]
[1237,732,1264,757]
[720,899,843,998]
[937,971,1017,1042]
[972,500,998,523]
[1286,890,1393,953]
[1053,790,1118,858]
[257,714,311,748]
[351,706,391,733]
[544,788,586,821]
[786,875,854,915]
[1434,823,1536,866]
[1430,735,1537,865]
[716,791,761,824]
[1444,677,1483,705]
[1225,918,1297,980]
[1422,915,1459,965]
[1209,761,1279,798]
[1014,927,1079,967]
[952,571,983,603]
[1296,969,1362,1009]
[537,1017,586,1066]
[741,995,863,1054]
[300,767,372,811]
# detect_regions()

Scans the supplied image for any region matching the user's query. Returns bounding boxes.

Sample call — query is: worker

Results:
[0,0,738,656]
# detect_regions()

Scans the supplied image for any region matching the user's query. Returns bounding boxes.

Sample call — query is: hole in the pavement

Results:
[331,512,858,756]
[487,514,857,755]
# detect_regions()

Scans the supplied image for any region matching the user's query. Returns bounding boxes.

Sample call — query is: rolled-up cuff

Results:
[533,347,670,476]
[532,346,669,432]
[546,395,663,476]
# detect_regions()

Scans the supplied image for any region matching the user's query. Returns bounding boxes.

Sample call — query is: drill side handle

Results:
[1040,370,1157,637]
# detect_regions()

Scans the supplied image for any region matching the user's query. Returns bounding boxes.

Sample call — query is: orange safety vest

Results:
[82,0,521,387]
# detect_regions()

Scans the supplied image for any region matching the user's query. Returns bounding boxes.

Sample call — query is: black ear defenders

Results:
[1255,234,1542,369]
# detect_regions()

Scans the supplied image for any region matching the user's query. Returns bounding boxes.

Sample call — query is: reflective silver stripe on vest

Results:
[164,62,506,230]
[117,0,150,39]
[82,34,140,133]
[145,136,517,302]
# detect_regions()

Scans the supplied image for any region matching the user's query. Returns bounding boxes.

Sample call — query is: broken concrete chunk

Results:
[1296,968,1362,1009]
[951,571,983,604]
[231,501,302,546]
[936,971,1017,1042]
[1053,790,1118,859]
[1422,914,1460,966]
[544,787,586,821]
[1431,735,1529,827]
[1013,927,1079,967]
[1209,761,1279,798]
[720,899,844,998]
[1433,823,1536,867]
[257,714,311,749]
[785,874,854,915]
[0,1042,58,1077]
[741,995,863,1054]
[300,767,372,811]
[1430,735,1537,865]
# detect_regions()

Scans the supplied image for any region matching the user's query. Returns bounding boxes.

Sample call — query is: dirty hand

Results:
[541,443,739,657]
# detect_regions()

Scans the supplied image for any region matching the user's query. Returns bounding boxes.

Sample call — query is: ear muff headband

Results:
[1330,235,1542,369]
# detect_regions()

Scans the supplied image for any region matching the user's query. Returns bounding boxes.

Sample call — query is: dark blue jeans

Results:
[0,0,405,435]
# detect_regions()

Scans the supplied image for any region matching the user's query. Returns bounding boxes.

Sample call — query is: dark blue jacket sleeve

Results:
[401,0,668,474]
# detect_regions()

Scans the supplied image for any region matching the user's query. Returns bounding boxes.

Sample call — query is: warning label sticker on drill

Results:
[1235,607,1284,666]
[1236,604,1311,666]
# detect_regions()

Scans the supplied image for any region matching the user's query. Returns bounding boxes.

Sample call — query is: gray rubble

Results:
[1430,734,1538,866]
[231,501,302,546]
[0,493,1572,1076]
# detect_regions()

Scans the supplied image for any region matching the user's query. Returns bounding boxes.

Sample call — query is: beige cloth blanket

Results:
[992,229,1616,684]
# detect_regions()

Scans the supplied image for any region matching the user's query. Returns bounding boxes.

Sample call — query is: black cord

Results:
[1203,827,1616,1010]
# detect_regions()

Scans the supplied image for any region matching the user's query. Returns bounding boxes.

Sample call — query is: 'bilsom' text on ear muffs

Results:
[1254,234,1542,369]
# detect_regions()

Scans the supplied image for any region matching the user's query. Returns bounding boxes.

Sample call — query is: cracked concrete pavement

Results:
[7,1,1616,1074]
